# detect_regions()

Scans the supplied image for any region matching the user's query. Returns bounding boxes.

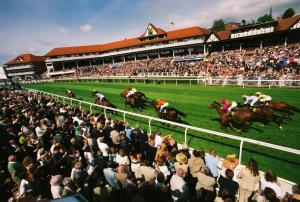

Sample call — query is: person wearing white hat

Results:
[255,92,272,106]
[242,94,258,107]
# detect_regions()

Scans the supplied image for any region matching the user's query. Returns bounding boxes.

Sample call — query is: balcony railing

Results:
[7,71,35,76]
[46,38,205,62]
[5,65,33,71]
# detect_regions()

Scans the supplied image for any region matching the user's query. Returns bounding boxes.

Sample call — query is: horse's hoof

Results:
[279,126,283,131]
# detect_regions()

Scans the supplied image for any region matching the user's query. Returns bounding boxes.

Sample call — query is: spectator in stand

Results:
[170,168,190,201]
[237,158,260,202]
[188,149,205,178]
[218,169,239,202]
[205,149,220,178]
[260,170,283,198]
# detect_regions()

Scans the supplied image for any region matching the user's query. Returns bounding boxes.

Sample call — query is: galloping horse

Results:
[266,101,300,121]
[210,101,282,132]
[152,100,186,122]
[120,88,147,109]
[66,90,75,98]
[91,90,115,108]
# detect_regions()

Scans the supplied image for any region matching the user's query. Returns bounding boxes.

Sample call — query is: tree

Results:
[282,8,295,19]
[257,14,274,24]
[212,19,225,31]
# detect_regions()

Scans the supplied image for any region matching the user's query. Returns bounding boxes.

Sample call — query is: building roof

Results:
[139,23,167,38]
[276,15,300,31]
[5,54,45,65]
[45,26,210,57]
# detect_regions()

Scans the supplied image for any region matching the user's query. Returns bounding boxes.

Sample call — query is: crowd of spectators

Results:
[54,42,300,80]
[0,89,299,202]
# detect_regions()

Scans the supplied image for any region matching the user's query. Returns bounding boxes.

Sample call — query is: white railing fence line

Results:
[25,88,299,189]
[21,76,300,88]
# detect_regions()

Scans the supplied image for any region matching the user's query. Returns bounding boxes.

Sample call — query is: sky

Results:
[0,0,299,65]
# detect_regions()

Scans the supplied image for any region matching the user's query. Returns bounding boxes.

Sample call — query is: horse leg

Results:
[228,121,241,133]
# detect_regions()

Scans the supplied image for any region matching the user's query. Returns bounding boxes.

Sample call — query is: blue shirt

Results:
[103,168,120,190]
[205,154,219,177]
[125,128,132,141]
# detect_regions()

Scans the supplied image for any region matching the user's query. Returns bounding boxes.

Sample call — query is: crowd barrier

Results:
[25,88,300,195]
[21,76,300,88]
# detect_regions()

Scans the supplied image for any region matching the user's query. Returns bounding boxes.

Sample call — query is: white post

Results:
[184,128,188,144]
[104,108,107,119]
[148,118,152,135]
[284,37,287,47]
[123,112,126,122]
[260,41,263,50]
[239,140,244,164]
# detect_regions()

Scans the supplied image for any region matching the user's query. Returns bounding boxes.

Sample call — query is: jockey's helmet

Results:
[220,98,227,104]
[242,95,247,100]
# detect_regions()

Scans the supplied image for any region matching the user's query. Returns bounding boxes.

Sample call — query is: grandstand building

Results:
[3,54,46,81]
[5,15,299,78]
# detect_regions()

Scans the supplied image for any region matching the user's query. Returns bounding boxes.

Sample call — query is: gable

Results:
[291,19,300,30]
[144,24,157,36]
[206,33,219,43]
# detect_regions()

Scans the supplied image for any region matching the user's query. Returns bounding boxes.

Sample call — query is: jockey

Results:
[95,92,105,102]
[157,99,169,113]
[67,89,72,95]
[126,88,137,98]
[256,92,272,105]
[242,94,258,107]
[220,98,237,115]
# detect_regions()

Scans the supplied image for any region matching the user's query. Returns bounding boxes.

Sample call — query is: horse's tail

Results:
[287,104,300,113]
[175,109,186,117]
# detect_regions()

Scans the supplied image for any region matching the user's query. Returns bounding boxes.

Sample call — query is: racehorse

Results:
[120,88,148,109]
[66,90,75,98]
[91,90,116,108]
[266,101,300,121]
[210,101,282,132]
[152,101,186,123]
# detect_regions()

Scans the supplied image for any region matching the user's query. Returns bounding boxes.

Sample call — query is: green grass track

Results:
[24,81,300,182]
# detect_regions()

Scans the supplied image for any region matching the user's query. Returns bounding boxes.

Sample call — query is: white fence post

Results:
[104,108,107,119]
[123,112,127,122]
[239,140,244,164]
[148,118,152,135]
[184,128,188,144]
